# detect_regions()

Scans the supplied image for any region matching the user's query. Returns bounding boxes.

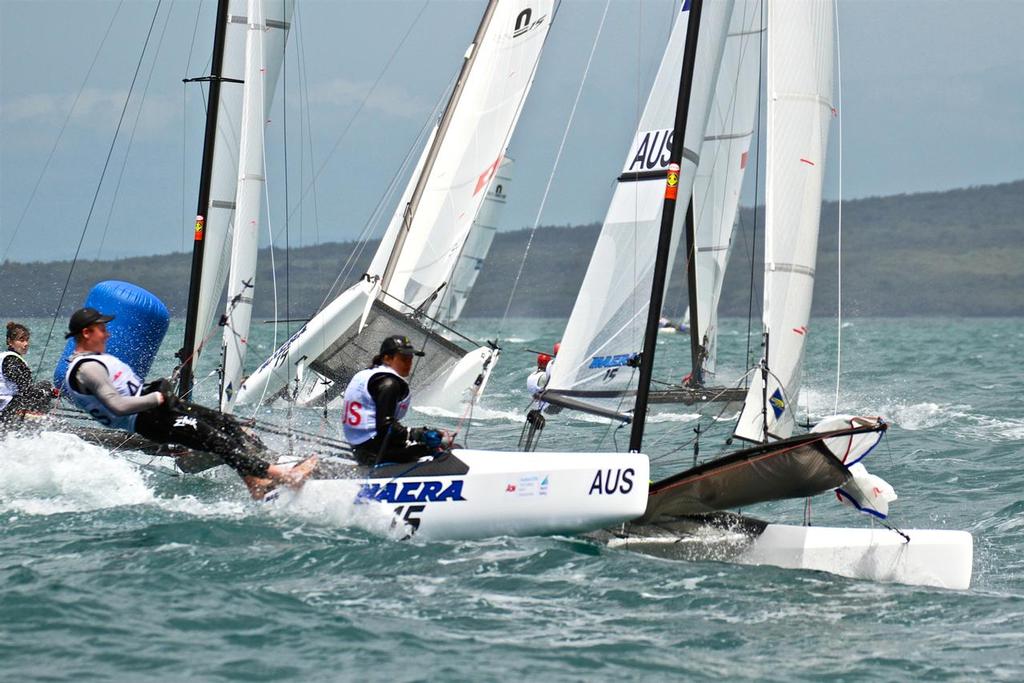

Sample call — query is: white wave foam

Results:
[0,431,154,514]
[414,404,526,423]
[269,479,406,539]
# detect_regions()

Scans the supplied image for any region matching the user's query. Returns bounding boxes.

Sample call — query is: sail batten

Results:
[734,0,834,442]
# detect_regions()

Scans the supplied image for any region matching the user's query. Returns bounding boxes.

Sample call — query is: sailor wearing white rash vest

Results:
[342,334,445,467]
[62,306,315,498]
[0,321,54,424]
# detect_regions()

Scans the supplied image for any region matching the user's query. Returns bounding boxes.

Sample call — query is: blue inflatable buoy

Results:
[53,281,171,392]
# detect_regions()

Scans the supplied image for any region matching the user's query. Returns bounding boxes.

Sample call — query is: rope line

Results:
[497,0,612,334]
[35,0,165,373]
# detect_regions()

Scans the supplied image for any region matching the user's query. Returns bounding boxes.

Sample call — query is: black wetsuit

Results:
[352,373,431,467]
[0,351,53,425]
[133,398,272,478]
[68,359,271,478]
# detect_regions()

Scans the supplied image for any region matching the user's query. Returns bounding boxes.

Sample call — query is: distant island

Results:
[2,180,1021,319]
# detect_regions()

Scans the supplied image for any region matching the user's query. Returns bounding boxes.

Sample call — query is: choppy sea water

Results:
[2,317,1022,682]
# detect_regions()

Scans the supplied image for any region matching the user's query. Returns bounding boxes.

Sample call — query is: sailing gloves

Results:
[143,378,177,409]
[409,427,444,450]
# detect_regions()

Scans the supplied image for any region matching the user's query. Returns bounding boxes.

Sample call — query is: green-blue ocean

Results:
[2,316,1022,681]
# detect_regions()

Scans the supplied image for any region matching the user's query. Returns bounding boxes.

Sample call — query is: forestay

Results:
[220,0,294,412]
[690,0,762,379]
[189,0,291,377]
[545,1,733,414]
[734,0,834,442]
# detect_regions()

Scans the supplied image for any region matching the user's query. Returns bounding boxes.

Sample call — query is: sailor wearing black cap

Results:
[342,334,444,466]
[62,307,314,498]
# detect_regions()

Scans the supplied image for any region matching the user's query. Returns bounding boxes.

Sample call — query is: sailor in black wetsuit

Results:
[61,307,315,498]
[0,322,55,426]
[342,335,444,467]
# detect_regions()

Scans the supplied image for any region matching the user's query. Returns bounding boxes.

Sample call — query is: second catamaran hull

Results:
[597,513,973,590]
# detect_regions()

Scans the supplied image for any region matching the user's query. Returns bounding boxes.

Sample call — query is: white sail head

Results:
[691,0,763,379]
[734,0,834,442]
[547,0,734,411]
[376,1,553,315]
[218,0,294,412]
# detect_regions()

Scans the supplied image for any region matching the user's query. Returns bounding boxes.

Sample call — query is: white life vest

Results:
[342,365,410,446]
[0,350,25,412]
[64,352,144,431]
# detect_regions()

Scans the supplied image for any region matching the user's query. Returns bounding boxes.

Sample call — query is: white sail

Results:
[546,0,734,410]
[218,0,294,412]
[691,0,762,378]
[439,156,512,325]
[378,3,552,314]
[734,0,834,442]
[188,0,248,372]
[237,1,553,408]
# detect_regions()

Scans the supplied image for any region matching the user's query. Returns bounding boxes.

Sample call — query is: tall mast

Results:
[629,0,704,452]
[178,0,231,399]
[379,0,500,294]
[683,200,704,384]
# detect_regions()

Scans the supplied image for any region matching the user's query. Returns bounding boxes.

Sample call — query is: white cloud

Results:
[0,88,178,136]
[306,77,435,121]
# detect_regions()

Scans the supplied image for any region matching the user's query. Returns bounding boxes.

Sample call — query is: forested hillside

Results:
[2,180,1020,319]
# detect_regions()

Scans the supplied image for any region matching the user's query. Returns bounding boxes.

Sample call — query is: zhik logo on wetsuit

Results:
[173,416,198,430]
[357,479,467,504]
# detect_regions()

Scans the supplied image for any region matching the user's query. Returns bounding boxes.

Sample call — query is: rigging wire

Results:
[743,0,766,376]
[496,0,612,335]
[282,0,432,228]
[0,0,126,264]
[181,0,206,254]
[833,1,844,414]
[35,1,166,373]
[96,1,176,257]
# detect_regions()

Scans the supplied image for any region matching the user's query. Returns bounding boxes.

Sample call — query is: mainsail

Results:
[689,0,762,380]
[178,0,291,398]
[544,0,733,418]
[219,0,294,412]
[733,0,834,442]
[237,1,553,409]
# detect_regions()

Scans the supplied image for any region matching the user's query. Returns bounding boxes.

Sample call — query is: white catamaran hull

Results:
[236,279,377,404]
[603,516,972,590]
[276,450,650,541]
[417,346,499,411]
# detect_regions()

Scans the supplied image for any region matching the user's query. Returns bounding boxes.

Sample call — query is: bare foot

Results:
[244,456,319,501]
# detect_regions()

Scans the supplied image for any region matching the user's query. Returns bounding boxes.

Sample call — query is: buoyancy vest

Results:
[342,365,411,446]
[64,352,144,431]
[0,350,25,412]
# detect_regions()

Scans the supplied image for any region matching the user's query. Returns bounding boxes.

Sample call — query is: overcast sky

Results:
[1,0,1022,263]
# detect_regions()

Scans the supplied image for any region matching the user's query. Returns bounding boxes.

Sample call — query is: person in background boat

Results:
[526,352,551,403]
[61,307,313,499]
[342,334,448,467]
[0,322,56,426]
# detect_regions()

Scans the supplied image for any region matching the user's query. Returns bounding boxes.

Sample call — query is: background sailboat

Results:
[236,1,553,413]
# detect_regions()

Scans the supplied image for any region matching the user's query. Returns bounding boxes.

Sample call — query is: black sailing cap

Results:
[66,307,115,339]
[379,335,425,357]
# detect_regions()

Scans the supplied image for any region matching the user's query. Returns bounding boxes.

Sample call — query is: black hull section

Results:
[647,385,747,407]
[592,511,769,562]
[638,423,887,523]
